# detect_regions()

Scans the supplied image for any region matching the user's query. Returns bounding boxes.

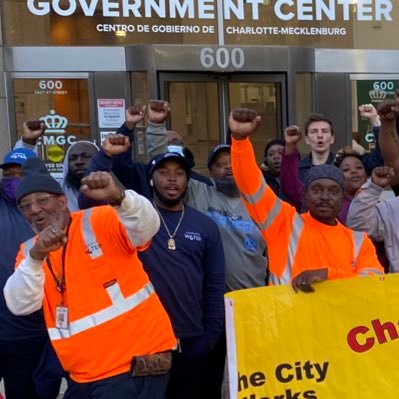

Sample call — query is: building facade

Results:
[1,0,399,175]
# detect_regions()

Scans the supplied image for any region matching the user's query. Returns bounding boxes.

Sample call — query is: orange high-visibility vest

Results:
[231,137,383,284]
[17,206,176,383]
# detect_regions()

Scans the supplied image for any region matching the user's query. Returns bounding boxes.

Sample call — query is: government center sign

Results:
[26,0,393,21]
[3,0,393,48]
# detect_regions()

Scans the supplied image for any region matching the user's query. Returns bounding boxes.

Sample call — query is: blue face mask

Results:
[0,176,21,205]
[167,145,184,156]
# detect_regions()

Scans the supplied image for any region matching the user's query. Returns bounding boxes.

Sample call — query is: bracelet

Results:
[109,188,126,207]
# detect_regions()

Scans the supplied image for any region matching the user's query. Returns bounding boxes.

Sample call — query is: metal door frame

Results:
[159,72,287,142]
[6,72,96,145]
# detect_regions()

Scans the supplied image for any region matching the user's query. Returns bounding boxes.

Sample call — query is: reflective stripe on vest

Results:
[241,178,267,206]
[351,231,384,275]
[269,214,305,285]
[82,208,103,259]
[240,179,282,231]
[358,268,384,276]
[48,281,155,340]
[352,230,364,270]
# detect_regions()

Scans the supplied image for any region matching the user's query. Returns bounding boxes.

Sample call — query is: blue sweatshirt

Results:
[139,206,225,347]
[0,195,46,341]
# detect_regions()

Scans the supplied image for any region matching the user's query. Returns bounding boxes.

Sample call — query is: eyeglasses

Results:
[18,194,57,213]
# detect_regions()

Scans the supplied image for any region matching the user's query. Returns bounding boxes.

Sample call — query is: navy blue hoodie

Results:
[0,194,46,340]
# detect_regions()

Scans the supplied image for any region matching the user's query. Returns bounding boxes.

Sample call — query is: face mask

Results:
[167,145,184,156]
[0,176,21,205]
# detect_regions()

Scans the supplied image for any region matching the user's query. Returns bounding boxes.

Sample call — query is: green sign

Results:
[356,80,398,149]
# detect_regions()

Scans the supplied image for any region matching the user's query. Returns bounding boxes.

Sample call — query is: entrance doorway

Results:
[159,73,286,174]
[10,73,94,180]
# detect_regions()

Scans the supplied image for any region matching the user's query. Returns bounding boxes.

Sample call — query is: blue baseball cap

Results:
[0,148,37,169]
[147,152,191,180]
[207,144,230,169]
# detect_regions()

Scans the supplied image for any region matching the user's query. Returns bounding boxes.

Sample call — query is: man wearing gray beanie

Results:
[229,107,384,293]
[5,158,177,399]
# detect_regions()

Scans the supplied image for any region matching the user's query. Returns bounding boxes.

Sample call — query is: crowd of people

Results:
[1,97,398,398]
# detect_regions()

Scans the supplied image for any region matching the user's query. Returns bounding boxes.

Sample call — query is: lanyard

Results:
[45,219,71,304]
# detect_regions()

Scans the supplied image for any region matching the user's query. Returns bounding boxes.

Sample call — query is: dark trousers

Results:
[0,335,47,399]
[33,341,68,399]
[201,333,226,399]
[64,372,169,399]
[167,334,225,399]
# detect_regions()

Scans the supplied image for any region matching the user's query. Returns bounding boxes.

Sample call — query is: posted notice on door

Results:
[98,99,125,128]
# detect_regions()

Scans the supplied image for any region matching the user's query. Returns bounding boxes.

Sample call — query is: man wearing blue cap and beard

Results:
[74,144,225,398]
[138,152,225,399]
[145,100,267,293]
[0,148,49,399]
[141,101,268,398]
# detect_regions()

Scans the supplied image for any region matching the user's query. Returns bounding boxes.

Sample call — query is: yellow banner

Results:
[225,274,399,399]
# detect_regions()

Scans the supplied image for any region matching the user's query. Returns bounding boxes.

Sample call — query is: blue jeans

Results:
[64,371,169,399]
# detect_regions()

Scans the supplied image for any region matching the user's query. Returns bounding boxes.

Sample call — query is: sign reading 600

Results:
[200,47,245,70]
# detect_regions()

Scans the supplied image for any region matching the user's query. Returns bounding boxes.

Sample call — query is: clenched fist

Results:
[22,120,46,145]
[284,125,302,146]
[80,171,124,205]
[125,105,146,130]
[102,134,130,157]
[30,224,68,261]
[377,99,399,122]
[147,100,171,124]
[229,108,261,140]
[371,166,395,188]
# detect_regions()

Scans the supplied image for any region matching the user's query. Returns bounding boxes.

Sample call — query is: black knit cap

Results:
[16,157,64,203]
[304,164,344,189]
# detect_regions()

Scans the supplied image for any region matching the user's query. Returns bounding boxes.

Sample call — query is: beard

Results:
[66,171,82,190]
[31,208,70,234]
[213,176,239,197]
[153,186,187,208]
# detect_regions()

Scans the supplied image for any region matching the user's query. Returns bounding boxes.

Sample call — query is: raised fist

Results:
[26,121,44,131]
[229,108,261,140]
[80,171,123,204]
[377,99,399,122]
[147,100,171,124]
[29,224,67,261]
[284,125,302,146]
[358,104,377,119]
[22,120,46,145]
[102,133,130,157]
[371,166,395,188]
[125,105,146,129]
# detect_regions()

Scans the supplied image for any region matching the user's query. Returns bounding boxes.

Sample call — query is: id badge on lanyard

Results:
[46,220,72,331]
[55,306,69,330]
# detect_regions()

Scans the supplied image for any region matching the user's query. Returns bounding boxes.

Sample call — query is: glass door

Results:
[159,73,286,174]
[10,73,94,180]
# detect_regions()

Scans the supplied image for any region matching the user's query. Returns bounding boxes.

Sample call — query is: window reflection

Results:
[13,78,90,179]
[2,0,397,48]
